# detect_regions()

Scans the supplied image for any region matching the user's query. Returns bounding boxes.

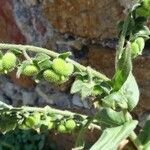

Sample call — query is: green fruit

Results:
[143,0,150,9]
[131,37,145,58]
[136,6,150,17]
[65,119,76,130]
[57,124,67,133]
[25,113,40,127]
[131,42,140,57]
[48,121,54,129]
[52,58,74,76]
[2,52,17,71]
[23,65,38,76]
[25,116,36,127]
[43,69,60,82]
[64,63,74,76]
[135,37,145,52]
[0,60,3,72]
[40,116,54,127]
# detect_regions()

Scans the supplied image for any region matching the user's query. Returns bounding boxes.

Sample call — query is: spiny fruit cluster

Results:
[0,52,17,72]
[20,112,77,133]
[136,0,150,17]
[0,50,74,84]
[0,49,74,84]
[20,56,74,84]
[43,58,74,83]
[131,37,145,58]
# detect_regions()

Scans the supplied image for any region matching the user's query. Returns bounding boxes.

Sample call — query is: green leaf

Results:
[134,25,150,38]
[134,17,147,26]
[0,113,17,133]
[58,52,72,59]
[120,72,139,110]
[35,53,50,61]
[10,48,22,55]
[103,72,139,110]
[75,117,95,149]
[71,80,84,94]
[34,53,52,70]
[92,85,103,96]
[137,115,150,146]
[113,47,132,91]
[35,70,45,81]
[38,59,52,70]
[90,120,138,150]
[81,83,94,99]
[99,82,112,94]
[143,142,150,150]
[102,91,128,109]
[96,108,126,128]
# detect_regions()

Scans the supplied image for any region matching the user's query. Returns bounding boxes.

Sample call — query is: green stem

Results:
[123,111,143,149]
[1,105,101,130]
[129,131,143,150]
[22,106,101,130]
[22,106,87,118]
[0,43,110,81]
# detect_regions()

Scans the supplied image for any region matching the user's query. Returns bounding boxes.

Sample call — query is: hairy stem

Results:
[1,105,101,130]
[129,131,143,150]
[0,43,110,81]
[23,106,101,130]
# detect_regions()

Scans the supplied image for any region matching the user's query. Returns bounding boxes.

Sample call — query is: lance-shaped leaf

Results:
[90,120,138,150]
[113,45,132,91]
[137,115,150,149]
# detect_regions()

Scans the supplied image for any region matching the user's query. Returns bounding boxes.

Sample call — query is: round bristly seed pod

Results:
[135,37,145,52]
[43,69,60,82]
[65,119,76,131]
[57,124,67,133]
[22,65,39,76]
[2,52,17,71]
[131,42,140,58]
[52,58,74,76]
